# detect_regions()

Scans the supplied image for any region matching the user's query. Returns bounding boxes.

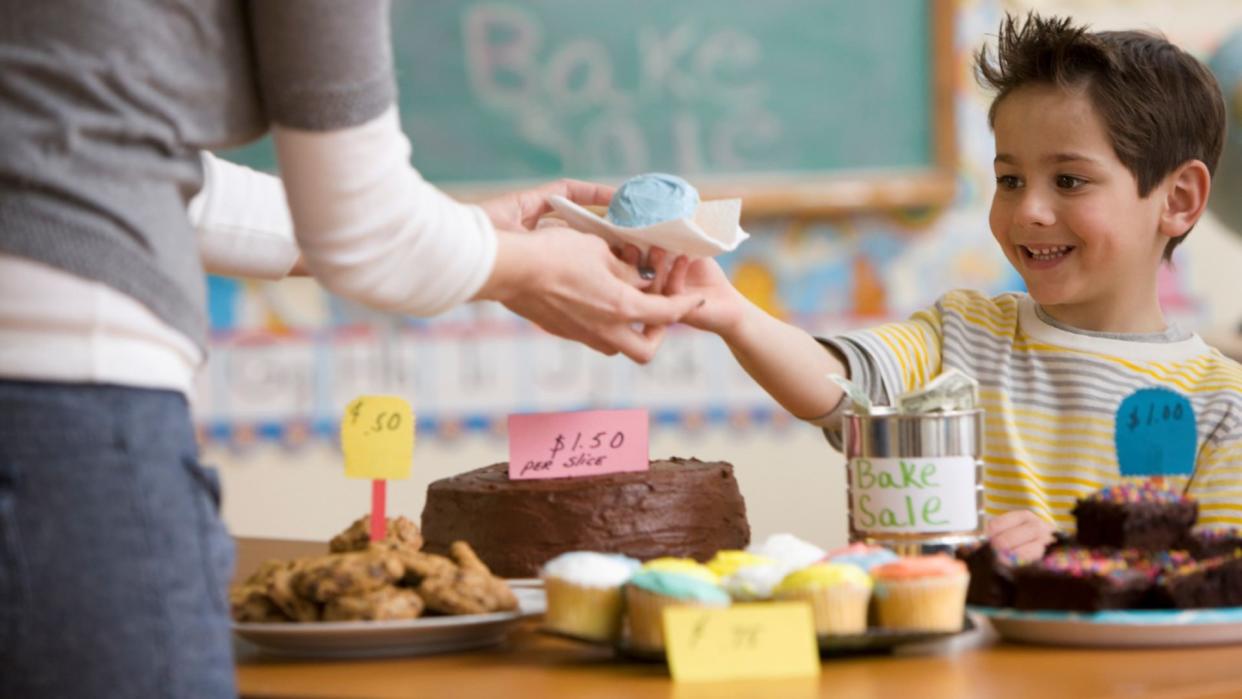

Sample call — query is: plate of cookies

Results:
[960,481,1242,648]
[231,516,545,659]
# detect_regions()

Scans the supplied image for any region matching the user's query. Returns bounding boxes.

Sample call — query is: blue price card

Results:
[1114,387,1196,477]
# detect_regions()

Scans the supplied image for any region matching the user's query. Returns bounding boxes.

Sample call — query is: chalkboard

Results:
[223,0,954,216]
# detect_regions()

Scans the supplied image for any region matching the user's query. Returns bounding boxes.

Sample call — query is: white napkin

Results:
[548,195,749,259]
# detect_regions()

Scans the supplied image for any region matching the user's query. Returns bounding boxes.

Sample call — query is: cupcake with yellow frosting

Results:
[773,562,872,635]
[640,557,719,583]
[871,554,969,632]
[705,550,775,580]
[624,570,729,652]
[540,552,641,642]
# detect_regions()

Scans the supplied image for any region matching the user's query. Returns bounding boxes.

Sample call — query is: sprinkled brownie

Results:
[1071,479,1197,552]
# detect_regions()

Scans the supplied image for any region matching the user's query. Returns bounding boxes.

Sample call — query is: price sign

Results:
[1115,387,1196,477]
[341,396,414,480]
[341,395,415,543]
[507,409,648,480]
[663,603,820,683]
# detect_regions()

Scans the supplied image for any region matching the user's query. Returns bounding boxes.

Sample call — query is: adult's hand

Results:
[478,179,614,233]
[474,227,704,364]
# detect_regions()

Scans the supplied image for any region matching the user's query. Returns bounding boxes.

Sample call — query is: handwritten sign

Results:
[849,456,978,533]
[663,603,820,683]
[1115,387,1196,477]
[507,409,648,480]
[341,396,414,480]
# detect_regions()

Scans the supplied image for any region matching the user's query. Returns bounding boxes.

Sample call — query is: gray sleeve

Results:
[248,0,396,131]
[814,335,898,451]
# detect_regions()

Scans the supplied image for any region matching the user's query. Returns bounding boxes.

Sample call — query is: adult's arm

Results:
[248,1,701,360]
[189,151,300,279]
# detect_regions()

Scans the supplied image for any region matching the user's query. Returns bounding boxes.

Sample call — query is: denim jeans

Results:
[0,380,236,698]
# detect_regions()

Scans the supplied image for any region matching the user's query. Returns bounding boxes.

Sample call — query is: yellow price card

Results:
[663,602,820,683]
[341,396,414,480]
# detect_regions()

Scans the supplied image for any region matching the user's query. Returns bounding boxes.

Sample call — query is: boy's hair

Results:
[975,13,1226,261]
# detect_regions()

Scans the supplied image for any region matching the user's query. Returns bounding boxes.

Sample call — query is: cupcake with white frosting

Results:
[541,552,641,642]
[721,561,789,601]
[747,533,826,572]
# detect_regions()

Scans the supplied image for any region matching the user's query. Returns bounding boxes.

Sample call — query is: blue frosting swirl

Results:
[606,173,700,228]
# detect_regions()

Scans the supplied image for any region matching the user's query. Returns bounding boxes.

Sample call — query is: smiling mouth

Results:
[1021,244,1075,262]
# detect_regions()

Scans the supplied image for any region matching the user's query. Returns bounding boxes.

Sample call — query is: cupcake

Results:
[824,543,899,573]
[540,552,641,642]
[871,555,970,632]
[773,563,872,635]
[705,550,775,579]
[721,562,788,601]
[640,557,719,584]
[747,533,826,572]
[624,571,730,652]
[606,173,700,227]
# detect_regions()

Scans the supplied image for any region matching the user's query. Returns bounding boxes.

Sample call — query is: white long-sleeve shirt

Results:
[0,108,497,395]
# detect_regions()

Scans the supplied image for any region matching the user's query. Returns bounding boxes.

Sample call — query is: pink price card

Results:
[508,409,649,480]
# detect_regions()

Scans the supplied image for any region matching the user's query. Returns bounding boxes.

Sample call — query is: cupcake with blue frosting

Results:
[624,569,729,652]
[824,543,899,572]
[606,173,700,228]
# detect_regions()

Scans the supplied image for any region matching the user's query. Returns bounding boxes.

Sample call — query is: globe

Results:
[1208,26,1242,237]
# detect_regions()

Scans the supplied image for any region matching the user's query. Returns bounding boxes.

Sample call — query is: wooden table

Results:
[233,539,1242,699]
[236,624,1242,699]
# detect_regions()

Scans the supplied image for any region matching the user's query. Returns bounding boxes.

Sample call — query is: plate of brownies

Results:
[960,481,1242,648]
[232,516,546,658]
[973,606,1242,647]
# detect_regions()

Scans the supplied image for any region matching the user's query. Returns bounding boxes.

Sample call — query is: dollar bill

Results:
[828,373,873,415]
[897,368,979,413]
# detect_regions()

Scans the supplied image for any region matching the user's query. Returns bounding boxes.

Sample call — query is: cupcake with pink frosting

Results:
[870,554,969,632]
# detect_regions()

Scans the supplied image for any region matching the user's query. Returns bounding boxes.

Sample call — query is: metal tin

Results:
[843,408,984,548]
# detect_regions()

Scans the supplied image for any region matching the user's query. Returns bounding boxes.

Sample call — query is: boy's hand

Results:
[662,252,749,339]
[986,510,1056,562]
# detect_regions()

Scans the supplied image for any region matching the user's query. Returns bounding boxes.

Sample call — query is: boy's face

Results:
[989,85,1168,327]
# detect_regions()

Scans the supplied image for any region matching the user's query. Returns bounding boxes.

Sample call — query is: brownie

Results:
[1147,551,1242,609]
[1072,480,1197,552]
[1013,548,1154,612]
[1184,528,1242,560]
[957,540,1023,607]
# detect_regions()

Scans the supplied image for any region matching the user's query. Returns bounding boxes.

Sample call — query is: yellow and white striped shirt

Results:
[824,290,1242,531]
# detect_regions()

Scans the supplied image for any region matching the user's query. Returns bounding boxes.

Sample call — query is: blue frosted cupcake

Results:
[624,570,729,652]
[606,173,700,227]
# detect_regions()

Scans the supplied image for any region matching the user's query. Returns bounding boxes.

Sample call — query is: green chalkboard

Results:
[222,0,954,215]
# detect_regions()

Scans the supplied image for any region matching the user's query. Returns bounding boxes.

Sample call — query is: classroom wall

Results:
[206,0,1242,550]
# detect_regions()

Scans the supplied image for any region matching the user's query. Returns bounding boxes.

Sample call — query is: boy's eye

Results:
[995,175,1022,190]
[1055,174,1086,190]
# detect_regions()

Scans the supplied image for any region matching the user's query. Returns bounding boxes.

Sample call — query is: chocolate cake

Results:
[1072,480,1197,552]
[420,457,750,577]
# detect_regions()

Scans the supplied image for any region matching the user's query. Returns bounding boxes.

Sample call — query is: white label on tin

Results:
[849,456,978,533]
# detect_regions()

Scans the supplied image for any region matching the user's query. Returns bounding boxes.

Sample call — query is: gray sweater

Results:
[0,0,395,347]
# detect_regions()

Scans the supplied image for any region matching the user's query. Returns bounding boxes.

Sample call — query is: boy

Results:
[660,13,1242,561]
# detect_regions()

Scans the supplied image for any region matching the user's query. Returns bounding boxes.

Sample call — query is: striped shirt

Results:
[824,290,1242,530]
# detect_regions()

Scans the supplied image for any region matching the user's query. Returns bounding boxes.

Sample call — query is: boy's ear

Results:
[1159,160,1211,241]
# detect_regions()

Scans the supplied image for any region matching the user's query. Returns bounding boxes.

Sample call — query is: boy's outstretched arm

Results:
[665,254,848,422]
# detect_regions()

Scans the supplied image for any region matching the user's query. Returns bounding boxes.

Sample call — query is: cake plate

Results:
[234,586,545,659]
[973,606,1242,647]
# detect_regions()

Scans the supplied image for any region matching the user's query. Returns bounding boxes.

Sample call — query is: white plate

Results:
[973,606,1242,648]
[547,195,748,258]
[234,587,545,659]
